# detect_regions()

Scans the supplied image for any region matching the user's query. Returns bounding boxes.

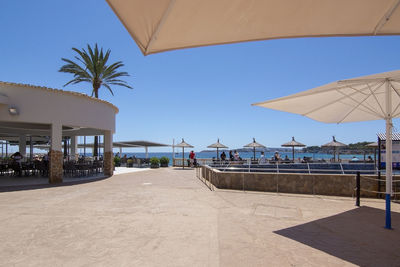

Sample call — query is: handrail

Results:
[209,165,377,175]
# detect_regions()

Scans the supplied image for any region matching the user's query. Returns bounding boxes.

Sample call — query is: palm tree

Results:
[59,43,132,157]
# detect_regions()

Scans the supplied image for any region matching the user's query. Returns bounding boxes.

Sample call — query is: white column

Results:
[71,136,77,160]
[145,146,148,158]
[19,135,26,158]
[172,138,175,159]
[385,79,392,229]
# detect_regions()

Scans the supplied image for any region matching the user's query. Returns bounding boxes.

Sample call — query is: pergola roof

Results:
[77,140,170,148]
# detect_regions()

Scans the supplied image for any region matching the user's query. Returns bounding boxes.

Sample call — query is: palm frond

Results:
[60,43,132,97]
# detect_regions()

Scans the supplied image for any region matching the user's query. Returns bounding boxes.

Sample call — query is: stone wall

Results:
[49,150,63,183]
[201,166,379,197]
[104,151,113,176]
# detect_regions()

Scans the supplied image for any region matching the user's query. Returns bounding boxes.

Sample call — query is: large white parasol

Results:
[107,0,400,55]
[253,70,400,229]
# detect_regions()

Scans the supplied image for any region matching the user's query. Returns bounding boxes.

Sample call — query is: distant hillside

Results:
[302,141,375,154]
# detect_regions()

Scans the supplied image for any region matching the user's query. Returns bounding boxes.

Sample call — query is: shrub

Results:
[127,158,133,167]
[113,156,121,167]
[160,156,169,167]
[150,157,160,168]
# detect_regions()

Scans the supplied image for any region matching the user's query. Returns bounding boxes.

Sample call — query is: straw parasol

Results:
[366,142,378,165]
[281,137,305,161]
[244,138,266,160]
[175,138,194,169]
[207,138,228,160]
[321,136,347,162]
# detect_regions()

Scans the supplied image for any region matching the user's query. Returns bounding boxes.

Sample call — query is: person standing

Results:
[258,151,266,164]
[189,150,195,167]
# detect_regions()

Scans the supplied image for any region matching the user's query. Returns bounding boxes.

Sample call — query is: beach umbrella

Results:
[244,138,266,160]
[107,0,400,55]
[252,70,400,229]
[321,136,347,162]
[207,138,228,160]
[175,138,194,169]
[281,137,305,161]
[367,142,378,165]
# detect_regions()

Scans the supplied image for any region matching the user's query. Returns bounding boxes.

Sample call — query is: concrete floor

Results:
[0,167,399,266]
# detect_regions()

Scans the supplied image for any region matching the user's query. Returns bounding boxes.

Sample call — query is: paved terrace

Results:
[0,168,399,266]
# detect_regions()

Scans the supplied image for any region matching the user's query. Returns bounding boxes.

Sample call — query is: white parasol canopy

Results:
[107,0,400,55]
[253,70,400,229]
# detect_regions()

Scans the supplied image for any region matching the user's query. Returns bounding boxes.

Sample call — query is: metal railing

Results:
[208,163,377,175]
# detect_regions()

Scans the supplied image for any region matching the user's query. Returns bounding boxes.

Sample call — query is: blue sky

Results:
[2,0,400,152]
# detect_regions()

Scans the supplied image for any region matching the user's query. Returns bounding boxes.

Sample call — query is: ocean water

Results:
[95,151,374,162]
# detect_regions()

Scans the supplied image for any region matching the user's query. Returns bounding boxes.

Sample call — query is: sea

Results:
[89,151,374,163]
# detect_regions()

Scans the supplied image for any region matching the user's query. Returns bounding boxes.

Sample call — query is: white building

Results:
[0,81,118,183]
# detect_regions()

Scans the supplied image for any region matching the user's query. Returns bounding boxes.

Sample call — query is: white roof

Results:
[377,133,400,141]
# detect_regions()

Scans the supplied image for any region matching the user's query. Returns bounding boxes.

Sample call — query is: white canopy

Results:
[253,70,400,229]
[107,0,400,55]
[253,70,400,123]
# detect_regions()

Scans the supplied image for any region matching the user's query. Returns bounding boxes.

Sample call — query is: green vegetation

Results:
[160,156,169,167]
[113,156,121,167]
[59,43,132,157]
[127,158,133,167]
[150,157,160,168]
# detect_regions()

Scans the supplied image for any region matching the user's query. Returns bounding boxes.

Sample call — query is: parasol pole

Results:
[385,80,392,229]
[182,147,185,169]
[217,147,219,160]
[292,146,295,161]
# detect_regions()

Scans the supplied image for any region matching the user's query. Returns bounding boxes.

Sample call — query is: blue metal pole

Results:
[385,194,392,229]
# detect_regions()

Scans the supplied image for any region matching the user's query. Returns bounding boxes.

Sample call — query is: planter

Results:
[159,156,169,167]
[150,157,160,168]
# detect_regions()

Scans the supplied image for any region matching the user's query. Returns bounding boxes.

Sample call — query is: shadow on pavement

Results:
[274,206,400,266]
[0,176,111,193]
[172,168,196,171]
